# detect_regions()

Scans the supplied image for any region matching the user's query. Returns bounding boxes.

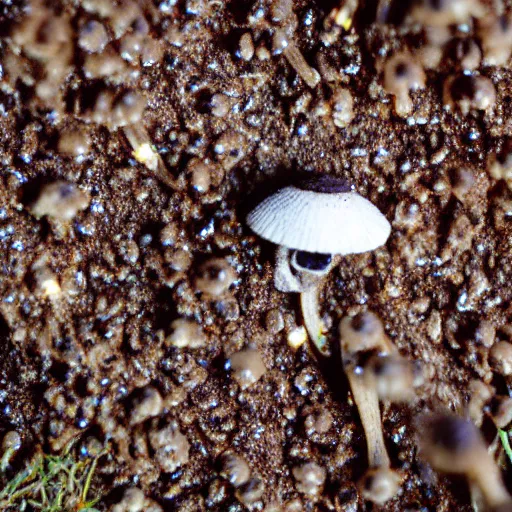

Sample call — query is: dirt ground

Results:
[1,0,512,510]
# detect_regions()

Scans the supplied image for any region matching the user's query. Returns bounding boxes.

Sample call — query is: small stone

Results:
[166,318,205,349]
[2,431,21,453]
[160,223,178,246]
[235,477,264,505]
[489,341,512,376]
[166,249,192,272]
[78,20,109,53]
[230,348,266,389]
[450,168,475,203]
[332,88,354,128]
[187,158,211,193]
[287,326,307,349]
[492,396,512,428]
[211,94,231,118]
[149,423,190,473]
[220,451,251,487]
[304,408,333,435]
[129,386,163,425]
[292,462,326,496]
[475,320,495,348]
[239,33,254,61]
[111,487,163,512]
[265,308,285,334]
[132,142,159,171]
[58,129,91,157]
[30,181,90,222]
[468,379,494,427]
[195,258,236,297]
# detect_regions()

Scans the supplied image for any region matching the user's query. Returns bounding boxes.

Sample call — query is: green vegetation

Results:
[0,440,104,512]
[499,429,512,465]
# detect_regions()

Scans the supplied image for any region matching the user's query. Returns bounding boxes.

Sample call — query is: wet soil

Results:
[1,0,512,510]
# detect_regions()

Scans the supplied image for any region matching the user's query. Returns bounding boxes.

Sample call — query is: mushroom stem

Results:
[339,312,403,505]
[300,284,330,356]
[345,368,390,468]
[274,246,303,292]
[470,462,511,509]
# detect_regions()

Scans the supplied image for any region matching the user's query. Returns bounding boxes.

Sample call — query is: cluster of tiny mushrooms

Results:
[246,173,512,507]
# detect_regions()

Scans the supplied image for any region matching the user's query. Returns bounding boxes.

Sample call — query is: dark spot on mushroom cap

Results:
[294,251,332,271]
[425,415,479,455]
[295,173,352,194]
[350,312,377,333]
[394,62,408,78]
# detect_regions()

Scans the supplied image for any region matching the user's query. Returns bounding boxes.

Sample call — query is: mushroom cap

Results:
[247,180,391,254]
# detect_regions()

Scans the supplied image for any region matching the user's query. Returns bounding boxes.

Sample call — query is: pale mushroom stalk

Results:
[275,246,333,355]
[300,283,329,356]
[345,367,390,468]
[470,462,511,509]
[339,313,402,505]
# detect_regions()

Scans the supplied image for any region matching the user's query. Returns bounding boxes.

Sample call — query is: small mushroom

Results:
[410,0,485,27]
[247,174,391,356]
[383,53,426,117]
[339,312,404,504]
[479,14,512,66]
[417,412,512,510]
[443,74,496,115]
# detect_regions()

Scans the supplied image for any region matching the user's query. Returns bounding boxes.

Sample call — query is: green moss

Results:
[0,439,105,512]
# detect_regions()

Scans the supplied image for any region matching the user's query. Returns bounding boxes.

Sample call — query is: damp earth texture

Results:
[2,0,512,511]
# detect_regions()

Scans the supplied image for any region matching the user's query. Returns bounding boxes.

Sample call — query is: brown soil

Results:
[1,0,512,510]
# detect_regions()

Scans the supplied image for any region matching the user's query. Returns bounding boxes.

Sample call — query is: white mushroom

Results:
[247,174,391,356]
